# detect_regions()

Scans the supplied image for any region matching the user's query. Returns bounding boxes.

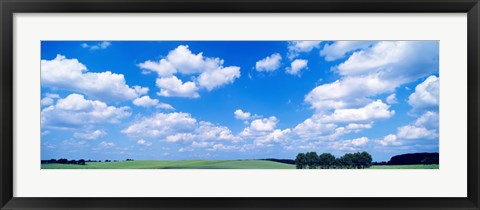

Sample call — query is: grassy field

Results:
[41,160,439,169]
[41,160,296,169]
[370,164,439,169]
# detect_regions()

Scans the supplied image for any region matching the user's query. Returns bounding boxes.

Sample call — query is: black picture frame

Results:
[1,0,479,209]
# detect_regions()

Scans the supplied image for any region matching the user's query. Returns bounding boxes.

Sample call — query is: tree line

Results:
[295,151,372,169]
[41,158,136,165]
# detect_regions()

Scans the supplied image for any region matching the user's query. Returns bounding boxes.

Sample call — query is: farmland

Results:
[41,160,296,169]
[41,160,438,169]
[369,164,439,169]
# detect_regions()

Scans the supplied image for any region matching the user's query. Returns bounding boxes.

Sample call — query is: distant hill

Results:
[388,152,439,165]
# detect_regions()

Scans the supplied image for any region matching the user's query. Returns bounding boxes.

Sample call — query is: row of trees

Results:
[41,158,86,165]
[41,158,136,165]
[295,152,372,169]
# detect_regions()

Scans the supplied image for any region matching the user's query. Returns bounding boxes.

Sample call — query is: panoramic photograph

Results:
[40,41,439,169]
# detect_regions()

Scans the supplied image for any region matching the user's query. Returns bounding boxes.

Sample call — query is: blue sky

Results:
[40,41,439,162]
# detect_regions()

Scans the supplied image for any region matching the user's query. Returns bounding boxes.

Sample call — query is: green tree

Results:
[318,153,336,169]
[360,151,373,168]
[305,152,319,169]
[351,152,372,169]
[338,153,354,169]
[295,153,308,169]
[421,157,439,164]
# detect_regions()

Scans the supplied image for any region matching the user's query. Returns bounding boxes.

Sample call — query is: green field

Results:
[369,164,439,169]
[41,160,296,169]
[41,160,439,169]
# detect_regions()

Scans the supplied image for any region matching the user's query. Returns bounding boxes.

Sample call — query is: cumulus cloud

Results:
[292,101,393,141]
[81,41,111,50]
[166,133,196,143]
[319,100,394,123]
[41,93,60,106]
[320,41,374,61]
[133,86,149,96]
[41,94,131,128]
[238,116,291,146]
[133,96,159,107]
[329,137,369,151]
[250,116,278,132]
[73,130,106,140]
[408,75,439,110]
[397,125,437,139]
[285,59,308,76]
[287,41,321,59]
[395,111,438,140]
[234,109,251,120]
[41,55,143,102]
[156,103,175,110]
[138,45,241,96]
[255,53,282,72]
[197,66,240,91]
[138,59,177,77]
[414,111,439,129]
[137,139,152,146]
[122,112,197,138]
[386,93,397,104]
[156,76,200,98]
[377,134,402,146]
[305,41,438,112]
[346,122,373,130]
[122,112,239,143]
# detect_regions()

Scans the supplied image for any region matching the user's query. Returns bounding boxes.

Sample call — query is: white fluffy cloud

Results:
[305,74,394,111]
[139,45,219,76]
[377,134,402,146]
[122,112,239,143]
[396,111,438,140]
[255,53,282,72]
[122,112,197,138]
[250,116,277,132]
[195,122,240,142]
[292,101,392,141]
[305,41,438,112]
[414,111,439,129]
[234,109,251,120]
[133,86,149,96]
[285,59,308,76]
[131,95,173,109]
[41,55,143,102]
[74,130,107,140]
[287,41,321,59]
[329,137,369,151]
[156,76,200,98]
[133,96,159,107]
[408,75,439,110]
[156,103,175,110]
[81,41,111,50]
[319,100,394,123]
[239,116,291,146]
[41,93,59,106]
[41,94,131,128]
[139,45,241,96]
[137,139,153,146]
[386,93,397,104]
[320,41,374,61]
[138,59,177,77]
[346,122,373,130]
[197,66,240,91]
[397,125,437,139]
